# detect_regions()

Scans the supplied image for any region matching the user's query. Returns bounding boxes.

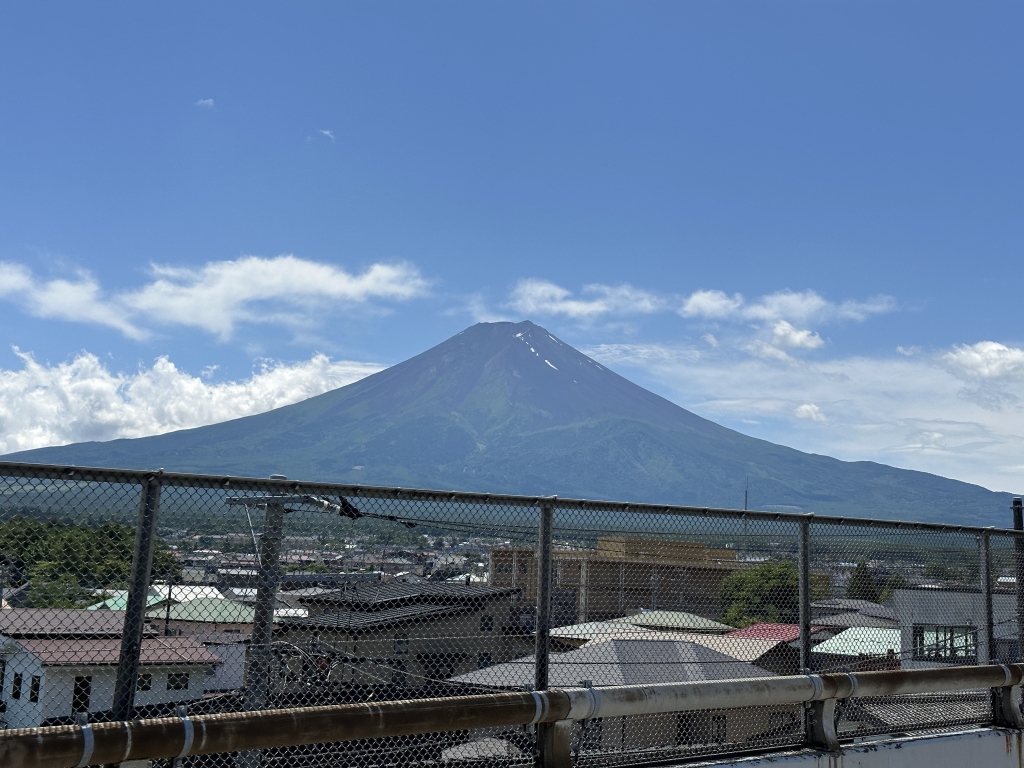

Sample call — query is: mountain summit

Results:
[5,321,1012,525]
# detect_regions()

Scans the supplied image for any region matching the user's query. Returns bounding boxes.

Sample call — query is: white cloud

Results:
[942,341,1024,380]
[680,290,744,319]
[195,99,214,108]
[771,320,823,350]
[795,403,826,422]
[701,333,719,348]
[939,341,1024,411]
[0,256,430,341]
[582,341,1024,493]
[0,349,382,454]
[745,340,794,362]
[122,256,429,340]
[508,279,664,319]
[0,262,146,339]
[319,129,335,142]
[678,288,895,324]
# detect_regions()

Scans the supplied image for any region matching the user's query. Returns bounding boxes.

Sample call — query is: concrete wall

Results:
[693,727,1024,768]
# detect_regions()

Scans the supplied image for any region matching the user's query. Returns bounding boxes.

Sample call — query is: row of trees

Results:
[0,516,179,608]
[718,559,906,628]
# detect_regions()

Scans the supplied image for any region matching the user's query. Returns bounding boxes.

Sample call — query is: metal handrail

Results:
[3,664,1022,768]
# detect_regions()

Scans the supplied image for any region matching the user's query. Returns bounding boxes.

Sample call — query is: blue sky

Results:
[1,3,1022,492]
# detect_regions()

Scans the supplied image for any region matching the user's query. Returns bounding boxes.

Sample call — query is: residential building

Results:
[549,620,796,675]
[274,582,520,692]
[890,588,1017,667]
[452,639,798,752]
[811,627,901,672]
[0,636,222,728]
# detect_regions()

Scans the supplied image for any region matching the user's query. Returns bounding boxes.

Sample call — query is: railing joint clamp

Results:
[75,714,94,768]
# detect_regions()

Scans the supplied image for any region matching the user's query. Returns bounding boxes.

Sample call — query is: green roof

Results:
[610,610,733,634]
[88,594,167,611]
[147,598,254,624]
[813,627,900,657]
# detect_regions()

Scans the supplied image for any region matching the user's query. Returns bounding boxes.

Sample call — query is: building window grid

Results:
[11,672,22,700]
[167,673,190,691]
[28,675,40,703]
[137,673,153,692]
[912,624,977,663]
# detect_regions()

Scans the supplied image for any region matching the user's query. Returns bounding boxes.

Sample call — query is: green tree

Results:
[719,560,799,628]
[0,516,179,608]
[845,560,880,602]
[878,573,907,603]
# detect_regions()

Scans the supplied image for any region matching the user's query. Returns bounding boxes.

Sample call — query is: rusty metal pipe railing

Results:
[0,691,572,768]
[3,665,1023,768]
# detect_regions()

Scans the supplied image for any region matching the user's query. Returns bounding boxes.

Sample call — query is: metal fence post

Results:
[534,502,555,768]
[111,472,162,723]
[798,516,812,674]
[1014,498,1024,662]
[243,500,286,711]
[535,502,554,691]
[981,529,994,664]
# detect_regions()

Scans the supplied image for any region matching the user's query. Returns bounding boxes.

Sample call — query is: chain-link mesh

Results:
[0,461,1021,768]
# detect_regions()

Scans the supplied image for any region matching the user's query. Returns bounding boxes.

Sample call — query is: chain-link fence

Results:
[0,461,1021,768]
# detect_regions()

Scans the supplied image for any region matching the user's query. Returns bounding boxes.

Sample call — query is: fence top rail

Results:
[0,459,1018,536]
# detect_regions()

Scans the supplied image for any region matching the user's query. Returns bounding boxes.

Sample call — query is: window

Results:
[711,715,727,744]
[72,676,91,713]
[167,673,190,691]
[478,652,492,669]
[479,615,494,632]
[137,673,153,692]
[912,624,977,663]
[393,634,409,655]
[11,673,22,700]
[29,676,40,703]
[0,660,5,691]
[392,661,406,687]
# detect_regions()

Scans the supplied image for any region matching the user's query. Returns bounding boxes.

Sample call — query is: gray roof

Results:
[279,603,472,632]
[813,611,898,629]
[811,599,896,622]
[300,581,517,611]
[610,610,733,634]
[0,609,154,638]
[451,638,774,688]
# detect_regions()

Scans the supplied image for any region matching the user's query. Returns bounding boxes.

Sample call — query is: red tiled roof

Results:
[13,636,223,667]
[726,623,822,642]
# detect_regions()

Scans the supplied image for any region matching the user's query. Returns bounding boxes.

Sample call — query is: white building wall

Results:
[1,651,46,729]
[2,661,213,728]
[203,644,246,692]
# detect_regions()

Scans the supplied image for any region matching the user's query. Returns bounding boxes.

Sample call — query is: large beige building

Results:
[489,537,743,626]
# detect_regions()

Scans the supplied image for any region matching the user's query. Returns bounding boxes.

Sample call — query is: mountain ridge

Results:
[4,321,1014,526]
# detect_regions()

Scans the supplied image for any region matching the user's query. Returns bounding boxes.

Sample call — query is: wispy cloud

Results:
[679,289,896,324]
[583,340,1024,493]
[319,129,335,142]
[507,279,664,320]
[0,256,431,341]
[121,256,429,340]
[195,98,215,108]
[0,349,382,454]
[678,289,894,361]
[0,262,147,339]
